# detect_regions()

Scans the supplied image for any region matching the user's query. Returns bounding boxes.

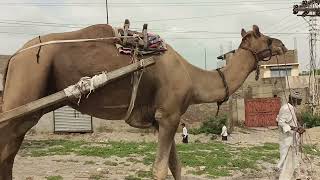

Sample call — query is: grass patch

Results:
[127,157,143,163]
[124,175,141,180]
[89,174,103,180]
[303,144,320,156]
[46,175,63,180]
[136,170,152,178]
[104,160,118,166]
[177,142,279,178]
[21,139,320,178]
[189,115,227,135]
[84,160,95,165]
[20,140,156,158]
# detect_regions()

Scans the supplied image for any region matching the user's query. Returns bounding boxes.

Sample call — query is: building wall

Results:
[291,66,300,77]
[261,67,271,79]
[261,65,299,78]
[230,74,311,126]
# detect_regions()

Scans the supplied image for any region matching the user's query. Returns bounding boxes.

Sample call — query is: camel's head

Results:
[240,25,287,60]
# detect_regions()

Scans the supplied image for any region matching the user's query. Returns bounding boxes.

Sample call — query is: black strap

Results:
[216,68,229,116]
[36,36,42,64]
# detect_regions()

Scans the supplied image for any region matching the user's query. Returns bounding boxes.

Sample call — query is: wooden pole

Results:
[0,57,156,124]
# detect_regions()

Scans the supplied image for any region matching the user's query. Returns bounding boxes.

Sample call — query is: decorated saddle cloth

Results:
[114,26,167,56]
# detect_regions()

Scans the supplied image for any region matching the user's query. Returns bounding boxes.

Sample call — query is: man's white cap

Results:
[290,90,302,99]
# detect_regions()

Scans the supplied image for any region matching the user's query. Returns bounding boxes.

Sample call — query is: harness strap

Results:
[12,36,136,58]
[124,68,144,123]
[216,68,229,116]
[239,46,272,80]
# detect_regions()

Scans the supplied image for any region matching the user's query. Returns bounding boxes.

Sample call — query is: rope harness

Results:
[240,38,273,80]
[215,37,274,116]
[215,68,229,116]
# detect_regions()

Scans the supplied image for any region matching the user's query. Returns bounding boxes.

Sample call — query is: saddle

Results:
[114,19,167,57]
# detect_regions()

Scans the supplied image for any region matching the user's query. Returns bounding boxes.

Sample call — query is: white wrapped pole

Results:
[0,57,156,124]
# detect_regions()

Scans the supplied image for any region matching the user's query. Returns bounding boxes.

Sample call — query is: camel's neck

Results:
[186,48,256,104]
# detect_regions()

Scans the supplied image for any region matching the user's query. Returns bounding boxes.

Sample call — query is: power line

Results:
[153,30,309,35]
[126,8,290,23]
[265,14,293,31]
[0,7,290,28]
[0,19,87,27]
[271,16,302,32]
[275,20,308,32]
[0,29,308,38]
[0,2,299,7]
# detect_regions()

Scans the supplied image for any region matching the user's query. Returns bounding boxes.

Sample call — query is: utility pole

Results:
[204,48,207,70]
[106,0,109,24]
[293,0,320,114]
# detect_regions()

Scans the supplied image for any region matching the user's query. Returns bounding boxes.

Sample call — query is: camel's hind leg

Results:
[168,140,181,180]
[0,50,52,179]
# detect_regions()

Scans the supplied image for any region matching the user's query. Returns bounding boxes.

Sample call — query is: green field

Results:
[19,139,319,179]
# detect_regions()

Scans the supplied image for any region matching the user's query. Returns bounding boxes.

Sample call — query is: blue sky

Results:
[0,0,313,70]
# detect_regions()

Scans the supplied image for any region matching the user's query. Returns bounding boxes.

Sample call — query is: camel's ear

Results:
[241,29,246,37]
[253,25,261,37]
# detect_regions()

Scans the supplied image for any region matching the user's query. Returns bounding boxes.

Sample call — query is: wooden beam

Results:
[0,57,157,124]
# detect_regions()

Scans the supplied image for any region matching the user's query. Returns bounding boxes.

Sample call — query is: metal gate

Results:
[54,106,93,133]
[245,97,281,127]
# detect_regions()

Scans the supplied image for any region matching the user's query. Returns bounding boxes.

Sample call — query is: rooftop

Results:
[217,50,298,66]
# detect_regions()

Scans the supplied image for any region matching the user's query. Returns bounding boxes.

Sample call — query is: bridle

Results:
[240,37,274,80]
[215,36,275,116]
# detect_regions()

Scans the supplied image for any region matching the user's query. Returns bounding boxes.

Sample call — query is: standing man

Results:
[181,123,188,144]
[276,91,305,180]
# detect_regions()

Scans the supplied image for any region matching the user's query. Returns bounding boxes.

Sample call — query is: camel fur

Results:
[0,24,287,180]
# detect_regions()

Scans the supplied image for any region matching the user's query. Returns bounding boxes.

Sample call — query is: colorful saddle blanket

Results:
[114,26,167,56]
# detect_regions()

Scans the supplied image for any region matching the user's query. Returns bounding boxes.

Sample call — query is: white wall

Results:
[291,66,300,76]
[31,112,54,133]
[262,65,299,78]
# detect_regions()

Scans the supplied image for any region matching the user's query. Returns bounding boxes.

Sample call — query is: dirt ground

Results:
[13,126,320,180]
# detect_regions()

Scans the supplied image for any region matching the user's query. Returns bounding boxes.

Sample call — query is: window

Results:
[270,68,291,77]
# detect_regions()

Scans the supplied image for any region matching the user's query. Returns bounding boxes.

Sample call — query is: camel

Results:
[0,24,287,180]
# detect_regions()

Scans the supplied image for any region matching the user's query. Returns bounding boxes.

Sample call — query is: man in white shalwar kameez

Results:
[276,92,305,180]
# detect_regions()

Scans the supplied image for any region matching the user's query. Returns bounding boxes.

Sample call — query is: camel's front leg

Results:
[0,115,40,180]
[0,134,25,180]
[153,110,180,180]
[169,140,182,180]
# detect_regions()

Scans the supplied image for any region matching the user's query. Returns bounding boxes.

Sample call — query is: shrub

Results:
[301,111,320,128]
[189,115,227,135]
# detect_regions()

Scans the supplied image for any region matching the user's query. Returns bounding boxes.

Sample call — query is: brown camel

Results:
[0,24,287,180]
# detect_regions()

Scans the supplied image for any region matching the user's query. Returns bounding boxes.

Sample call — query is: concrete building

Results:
[259,50,299,78]
[218,49,299,78]
[217,50,307,127]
